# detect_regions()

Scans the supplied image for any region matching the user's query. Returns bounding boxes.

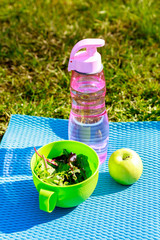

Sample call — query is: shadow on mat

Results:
[92,172,130,196]
[0,145,129,234]
[48,118,68,140]
[0,179,76,233]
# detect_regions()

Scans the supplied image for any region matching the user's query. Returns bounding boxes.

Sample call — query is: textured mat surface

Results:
[0,114,159,239]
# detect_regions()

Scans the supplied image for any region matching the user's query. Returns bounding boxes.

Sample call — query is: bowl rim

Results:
[30,140,100,188]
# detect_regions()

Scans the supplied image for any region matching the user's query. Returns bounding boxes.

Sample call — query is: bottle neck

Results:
[74,64,103,75]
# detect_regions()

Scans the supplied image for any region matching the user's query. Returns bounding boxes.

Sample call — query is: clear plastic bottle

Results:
[68,39,109,164]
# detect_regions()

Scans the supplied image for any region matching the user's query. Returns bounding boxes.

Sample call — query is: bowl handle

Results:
[39,189,57,213]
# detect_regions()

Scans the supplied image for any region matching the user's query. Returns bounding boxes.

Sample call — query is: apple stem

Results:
[123,155,130,160]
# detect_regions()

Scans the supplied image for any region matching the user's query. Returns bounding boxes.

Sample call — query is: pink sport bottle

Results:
[68,39,109,164]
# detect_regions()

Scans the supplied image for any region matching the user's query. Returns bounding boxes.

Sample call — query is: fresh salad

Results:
[34,147,92,186]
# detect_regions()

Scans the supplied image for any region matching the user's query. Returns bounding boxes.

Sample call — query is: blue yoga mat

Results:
[0,114,159,239]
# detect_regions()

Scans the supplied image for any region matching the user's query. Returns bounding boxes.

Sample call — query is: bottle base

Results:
[98,152,107,164]
[68,112,109,165]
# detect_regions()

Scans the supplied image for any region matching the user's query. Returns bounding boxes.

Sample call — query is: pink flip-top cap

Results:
[68,38,105,74]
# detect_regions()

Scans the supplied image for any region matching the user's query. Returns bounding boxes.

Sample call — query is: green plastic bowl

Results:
[31,140,99,213]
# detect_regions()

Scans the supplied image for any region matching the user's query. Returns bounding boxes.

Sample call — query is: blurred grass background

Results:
[0,0,160,139]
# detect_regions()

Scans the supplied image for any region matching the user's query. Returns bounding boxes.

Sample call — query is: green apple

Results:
[108,148,143,185]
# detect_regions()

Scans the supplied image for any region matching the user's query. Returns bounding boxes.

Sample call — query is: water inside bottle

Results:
[68,71,109,164]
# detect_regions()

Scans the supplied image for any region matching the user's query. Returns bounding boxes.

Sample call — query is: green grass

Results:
[0,0,160,139]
